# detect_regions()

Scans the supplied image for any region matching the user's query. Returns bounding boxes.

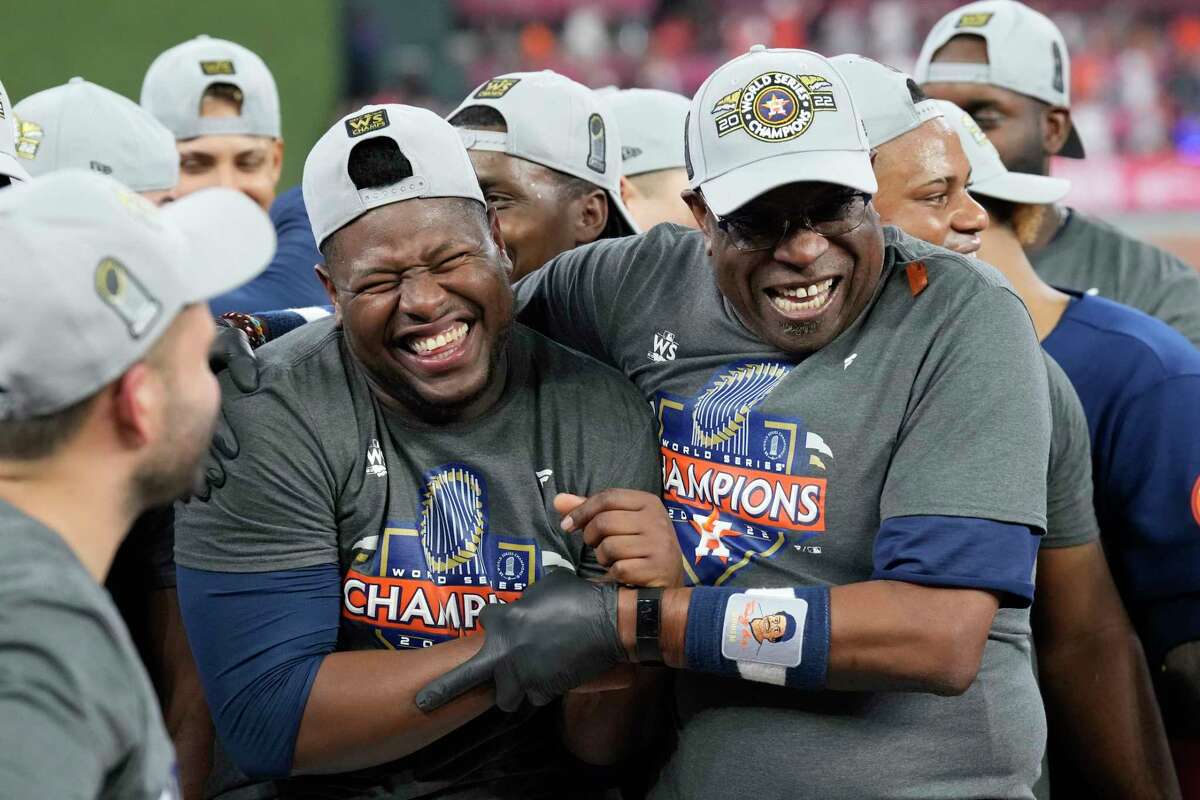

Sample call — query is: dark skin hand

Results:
[1034,542,1180,799]
[921,34,1076,251]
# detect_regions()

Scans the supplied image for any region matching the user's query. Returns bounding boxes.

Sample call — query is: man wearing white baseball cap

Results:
[421,46,1054,798]
[14,77,178,204]
[448,70,639,281]
[944,97,1200,797]
[914,0,1200,347]
[0,171,273,798]
[174,103,677,797]
[142,34,328,314]
[842,55,1180,798]
[0,77,31,186]
[605,88,696,230]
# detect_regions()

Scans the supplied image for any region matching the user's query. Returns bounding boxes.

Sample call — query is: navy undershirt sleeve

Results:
[176,563,341,778]
[872,515,1041,608]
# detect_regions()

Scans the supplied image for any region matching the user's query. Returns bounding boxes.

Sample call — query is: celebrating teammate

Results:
[447,70,639,281]
[421,46,1054,799]
[604,88,696,230]
[142,35,327,313]
[937,96,1200,794]
[837,54,1179,798]
[914,0,1200,346]
[174,104,679,797]
[0,171,273,798]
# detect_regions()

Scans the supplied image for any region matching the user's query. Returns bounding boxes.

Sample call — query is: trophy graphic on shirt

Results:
[420,465,486,576]
[691,361,791,454]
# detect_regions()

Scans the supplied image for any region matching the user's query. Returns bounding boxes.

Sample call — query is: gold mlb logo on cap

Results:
[959,110,989,146]
[474,78,520,100]
[710,72,836,143]
[956,12,994,28]
[94,257,162,338]
[345,109,390,138]
[200,60,236,76]
[14,118,42,159]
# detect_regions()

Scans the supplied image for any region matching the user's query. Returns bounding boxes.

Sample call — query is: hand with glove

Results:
[416,569,629,713]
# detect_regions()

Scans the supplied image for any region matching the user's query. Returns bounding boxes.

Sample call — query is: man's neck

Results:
[978,227,1070,342]
[0,457,136,582]
[1023,202,1067,254]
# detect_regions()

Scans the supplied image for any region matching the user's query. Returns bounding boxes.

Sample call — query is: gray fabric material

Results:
[1040,353,1100,549]
[175,319,660,798]
[517,223,1052,799]
[1030,210,1200,348]
[0,499,178,799]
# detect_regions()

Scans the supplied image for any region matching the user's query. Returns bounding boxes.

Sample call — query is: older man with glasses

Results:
[417,46,1054,800]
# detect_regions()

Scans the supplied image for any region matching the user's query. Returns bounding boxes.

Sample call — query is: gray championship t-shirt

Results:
[0,499,179,799]
[1041,352,1100,550]
[176,319,660,799]
[517,224,1052,799]
[1030,209,1200,348]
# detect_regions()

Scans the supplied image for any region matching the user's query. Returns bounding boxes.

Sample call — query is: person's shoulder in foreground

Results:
[0,500,178,799]
[1032,210,1200,348]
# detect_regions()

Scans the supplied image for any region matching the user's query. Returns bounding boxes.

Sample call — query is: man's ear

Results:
[269,138,285,186]
[314,265,343,327]
[681,190,715,253]
[571,188,609,245]
[619,175,639,207]
[111,364,159,450]
[1043,107,1073,157]
[486,206,514,279]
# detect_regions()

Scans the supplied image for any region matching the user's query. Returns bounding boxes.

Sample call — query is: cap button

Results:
[68,76,84,84]
[749,44,767,53]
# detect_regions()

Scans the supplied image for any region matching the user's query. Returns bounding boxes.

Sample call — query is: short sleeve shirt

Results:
[175,320,661,797]
[0,500,179,800]
[1031,209,1200,348]
[1041,352,1100,550]
[517,223,1052,799]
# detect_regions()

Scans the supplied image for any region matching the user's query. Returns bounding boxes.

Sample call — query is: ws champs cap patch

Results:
[346,108,390,138]
[200,59,236,75]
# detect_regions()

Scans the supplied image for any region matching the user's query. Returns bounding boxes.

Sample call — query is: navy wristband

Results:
[685,585,830,690]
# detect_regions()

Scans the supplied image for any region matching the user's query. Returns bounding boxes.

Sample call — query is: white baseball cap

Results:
[303,104,486,250]
[831,55,944,148]
[448,70,639,234]
[14,77,179,193]
[0,170,276,420]
[913,0,1083,158]
[685,45,877,217]
[603,88,691,176]
[0,78,31,184]
[932,99,1069,204]
[141,34,281,140]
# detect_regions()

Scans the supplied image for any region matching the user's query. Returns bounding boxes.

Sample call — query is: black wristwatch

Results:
[635,588,664,664]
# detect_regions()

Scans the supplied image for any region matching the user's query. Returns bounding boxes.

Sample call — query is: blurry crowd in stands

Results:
[345,0,1200,158]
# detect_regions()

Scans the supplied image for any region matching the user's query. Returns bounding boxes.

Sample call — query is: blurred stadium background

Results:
[4,0,1198,264]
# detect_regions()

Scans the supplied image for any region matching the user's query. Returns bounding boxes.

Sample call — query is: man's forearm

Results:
[1039,625,1180,799]
[640,580,998,695]
[561,666,669,766]
[293,636,493,774]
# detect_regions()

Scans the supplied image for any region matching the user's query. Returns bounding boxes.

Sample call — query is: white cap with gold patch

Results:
[685,45,876,217]
[0,171,275,420]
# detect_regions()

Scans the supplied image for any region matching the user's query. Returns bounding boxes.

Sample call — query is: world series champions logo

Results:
[341,462,540,650]
[656,361,834,585]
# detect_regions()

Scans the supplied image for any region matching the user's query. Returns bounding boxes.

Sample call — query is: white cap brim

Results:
[699,150,878,217]
[0,152,31,183]
[161,187,277,303]
[972,172,1069,205]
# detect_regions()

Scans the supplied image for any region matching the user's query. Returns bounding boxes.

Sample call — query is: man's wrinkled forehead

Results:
[336,196,490,271]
